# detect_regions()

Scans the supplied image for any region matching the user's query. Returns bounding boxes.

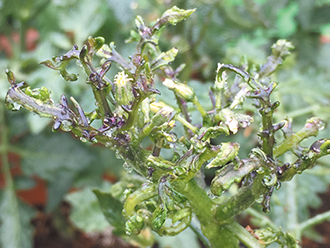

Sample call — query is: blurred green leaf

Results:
[0,190,36,248]
[65,183,112,232]
[155,227,200,248]
[269,171,330,229]
[93,189,127,235]
[276,3,299,37]
[58,0,106,46]
[107,0,135,25]
[19,131,121,211]
[21,132,94,181]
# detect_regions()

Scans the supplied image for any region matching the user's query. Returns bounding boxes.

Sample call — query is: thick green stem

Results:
[172,178,265,247]
[215,174,267,223]
[171,179,239,248]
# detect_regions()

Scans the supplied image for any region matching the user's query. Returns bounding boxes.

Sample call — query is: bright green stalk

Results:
[192,97,207,119]
[171,179,239,248]
[175,114,198,133]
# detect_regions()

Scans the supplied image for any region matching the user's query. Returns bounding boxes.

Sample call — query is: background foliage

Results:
[1,0,330,247]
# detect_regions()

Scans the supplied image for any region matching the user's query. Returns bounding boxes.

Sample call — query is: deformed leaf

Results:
[155,227,200,248]
[5,69,15,86]
[211,159,259,196]
[206,142,239,169]
[40,45,80,81]
[254,227,298,247]
[153,6,196,30]
[84,36,105,56]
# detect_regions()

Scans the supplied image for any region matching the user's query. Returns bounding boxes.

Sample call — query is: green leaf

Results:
[93,189,127,235]
[107,0,135,25]
[0,190,36,248]
[21,132,94,181]
[65,183,111,232]
[269,171,330,229]
[58,0,106,46]
[276,3,299,37]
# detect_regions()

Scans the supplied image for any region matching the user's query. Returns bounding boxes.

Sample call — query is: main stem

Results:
[171,179,238,248]
[172,178,263,248]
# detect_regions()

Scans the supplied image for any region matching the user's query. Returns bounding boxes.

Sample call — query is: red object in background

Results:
[320,34,330,44]
[0,28,39,57]
[17,177,47,206]
[0,152,47,207]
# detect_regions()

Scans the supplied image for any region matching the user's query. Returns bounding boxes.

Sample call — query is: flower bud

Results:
[150,101,172,113]
[163,79,195,102]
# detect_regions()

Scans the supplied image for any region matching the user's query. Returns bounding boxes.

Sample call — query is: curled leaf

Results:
[211,159,259,196]
[163,79,196,102]
[40,45,80,81]
[206,142,240,169]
